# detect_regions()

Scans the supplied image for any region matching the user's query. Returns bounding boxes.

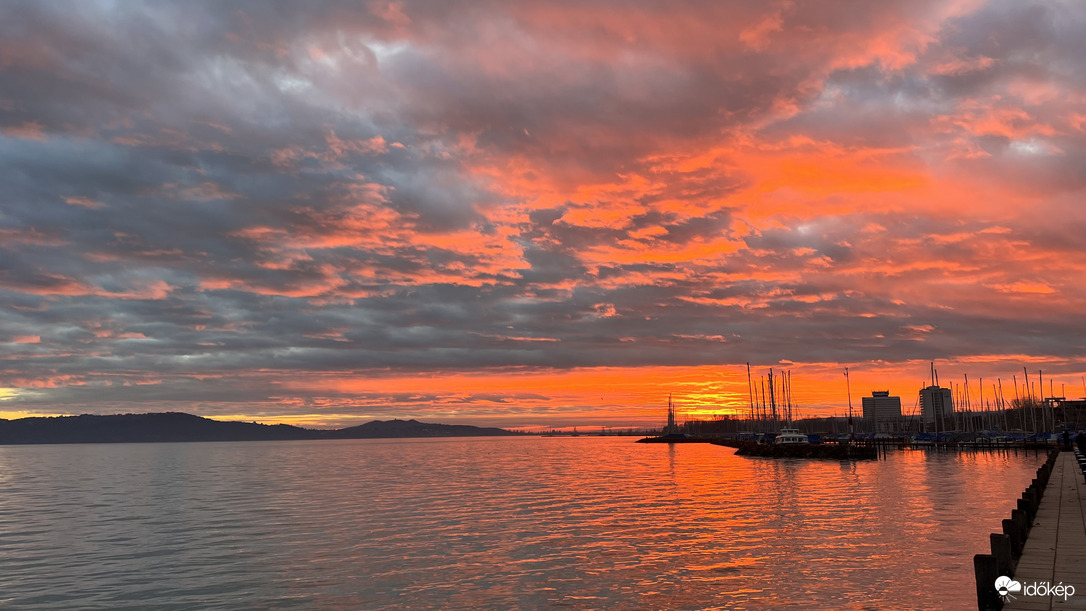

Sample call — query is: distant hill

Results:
[0,412,521,445]
[327,419,520,439]
[0,412,316,444]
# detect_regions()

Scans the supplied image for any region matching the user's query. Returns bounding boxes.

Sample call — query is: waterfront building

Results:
[919,385,954,425]
[862,391,902,432]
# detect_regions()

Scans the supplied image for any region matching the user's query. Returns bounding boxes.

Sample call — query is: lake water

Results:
[0,437,1045,609]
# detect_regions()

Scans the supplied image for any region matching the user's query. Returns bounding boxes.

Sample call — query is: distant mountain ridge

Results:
[0,412,521,445]
[326,418,516,439]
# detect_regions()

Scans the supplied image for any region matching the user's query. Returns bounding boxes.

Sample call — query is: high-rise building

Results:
[919,385,954,424]
[862,391,902,432]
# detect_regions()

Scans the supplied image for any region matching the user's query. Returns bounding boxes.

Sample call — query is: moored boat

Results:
[773,428,809,445]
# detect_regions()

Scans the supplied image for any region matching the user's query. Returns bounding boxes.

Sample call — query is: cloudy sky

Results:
[2,0,1084,428]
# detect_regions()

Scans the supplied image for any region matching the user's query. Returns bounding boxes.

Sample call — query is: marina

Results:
[640,361,1086,461]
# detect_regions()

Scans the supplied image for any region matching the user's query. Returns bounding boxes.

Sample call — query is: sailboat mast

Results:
[666,393,676,435]
[968,373,977,434]
[1038,369,1046,432]
[768,368,777,425]
[979,377,984,431]
[845,367,854,442]
[746,362,754,424]
[997,379,1008,431]
[760,377,767,428]
[787,370,793,424]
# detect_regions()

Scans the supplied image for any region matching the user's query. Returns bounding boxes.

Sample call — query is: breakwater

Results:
[973,449,1060,610]
[711,439,879,460]
[635,436,714,443]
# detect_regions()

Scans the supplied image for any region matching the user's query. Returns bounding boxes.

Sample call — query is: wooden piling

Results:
[1010,509,1029,544]
[973,554,1002,610]
[1017,497,1034,523]
[989,533,1015,577]
[1002,518,1023,557]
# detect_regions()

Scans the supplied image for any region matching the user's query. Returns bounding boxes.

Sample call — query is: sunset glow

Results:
[2,1,1085,428]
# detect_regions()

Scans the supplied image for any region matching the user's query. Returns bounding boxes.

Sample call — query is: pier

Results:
[976,450,1086,610]
[1003,451,1086,610]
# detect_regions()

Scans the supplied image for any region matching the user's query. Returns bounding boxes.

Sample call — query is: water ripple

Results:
[0,438,1044,609]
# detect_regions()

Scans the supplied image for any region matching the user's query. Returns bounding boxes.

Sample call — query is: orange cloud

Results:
[2,121,46,140]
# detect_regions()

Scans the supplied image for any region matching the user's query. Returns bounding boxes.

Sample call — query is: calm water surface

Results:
[0,437,1045,609]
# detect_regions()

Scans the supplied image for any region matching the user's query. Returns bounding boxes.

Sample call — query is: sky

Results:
[2,0,1085,429]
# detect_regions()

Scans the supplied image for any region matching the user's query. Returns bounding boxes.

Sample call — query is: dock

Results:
[1000,451,1086,610]
[634,436,713,443]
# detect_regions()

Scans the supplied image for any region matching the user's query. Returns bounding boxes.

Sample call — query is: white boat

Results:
[774,428,809,445]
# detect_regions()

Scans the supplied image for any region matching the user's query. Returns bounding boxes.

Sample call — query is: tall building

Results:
[919,385,954,424]
[862,391,902,432]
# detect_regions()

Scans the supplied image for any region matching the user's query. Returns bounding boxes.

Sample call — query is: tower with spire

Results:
[665,393,678,435]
